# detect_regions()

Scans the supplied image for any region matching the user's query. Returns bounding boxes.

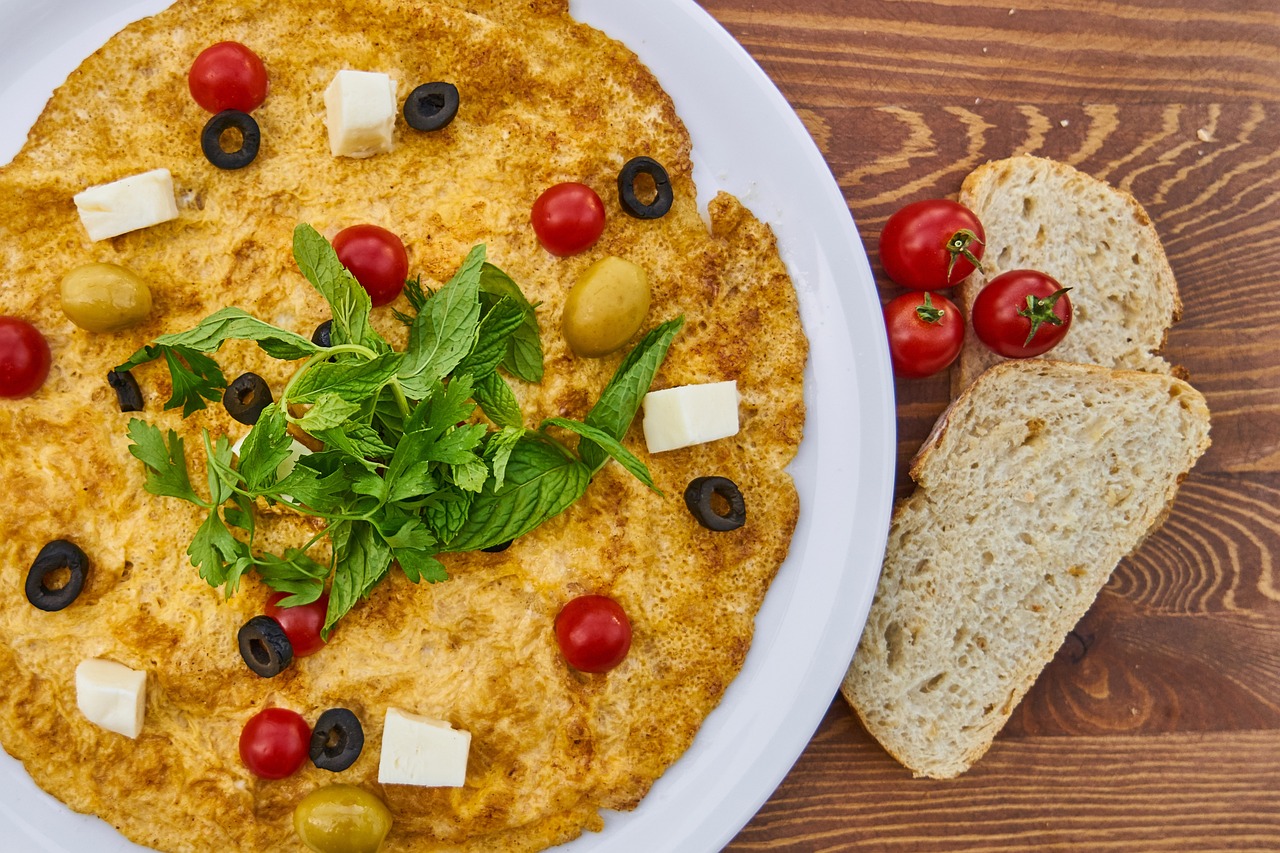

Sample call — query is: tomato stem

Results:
[945,229,984,283]
[915,292,947,324]
[1017,287,1072,346]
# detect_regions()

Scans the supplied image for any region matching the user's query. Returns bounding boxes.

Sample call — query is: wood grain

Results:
[690,0,1280,849]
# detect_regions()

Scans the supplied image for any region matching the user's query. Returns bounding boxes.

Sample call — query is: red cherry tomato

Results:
[555,595,631,673]
[879,199,985,290]
[332,225,409,307]
[883,291,964,379]
[188,41,269,113]
[0,317,51,399]
[971,269,1073,358]
[531,182,606,256]
[265,592,329,657]
[239,707,311,780]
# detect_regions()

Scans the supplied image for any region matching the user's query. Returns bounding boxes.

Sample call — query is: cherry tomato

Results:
[879,199,985,290]
[531,182,606,256]
[883,291,964,379]
[0,317,51,399]
[971,269,1073,358]
[265,592,329,657]
[332,225,409,307]
[188,41,269,113]
[239,707,311,780]
[554,595,631,673]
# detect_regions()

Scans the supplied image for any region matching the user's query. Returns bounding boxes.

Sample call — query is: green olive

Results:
[562,255,650,358]
[60,262,153,332]
[293,784,393,853]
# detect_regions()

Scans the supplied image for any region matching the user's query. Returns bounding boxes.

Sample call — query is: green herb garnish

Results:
[116,224,681,632]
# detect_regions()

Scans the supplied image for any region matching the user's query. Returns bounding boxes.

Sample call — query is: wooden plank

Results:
[729,708,1280,851]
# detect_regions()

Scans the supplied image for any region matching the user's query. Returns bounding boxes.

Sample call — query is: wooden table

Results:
[696,1,1280,850]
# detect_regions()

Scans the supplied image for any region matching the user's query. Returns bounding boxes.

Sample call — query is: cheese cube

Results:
[641,380,740,453]
[73,168,179,241]
[378,708,470,787]
[324,70,397,158]
[75,658,146,739]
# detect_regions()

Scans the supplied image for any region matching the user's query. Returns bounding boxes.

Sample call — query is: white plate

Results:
[0,1,896,850]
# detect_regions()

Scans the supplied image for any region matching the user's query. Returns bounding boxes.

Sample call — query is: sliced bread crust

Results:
[953,155,1181,393]
[842,359,1210,779]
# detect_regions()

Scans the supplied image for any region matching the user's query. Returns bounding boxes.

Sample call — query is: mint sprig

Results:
[117,225,679,632]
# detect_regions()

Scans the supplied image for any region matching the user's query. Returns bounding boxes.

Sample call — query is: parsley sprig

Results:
[116,224,681,632]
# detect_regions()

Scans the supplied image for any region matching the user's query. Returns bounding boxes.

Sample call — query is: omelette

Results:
[0,0,807,850]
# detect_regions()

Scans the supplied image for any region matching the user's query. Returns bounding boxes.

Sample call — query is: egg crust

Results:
[0,1,807,851]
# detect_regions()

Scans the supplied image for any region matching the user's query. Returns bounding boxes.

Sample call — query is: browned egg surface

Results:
[0,0,807,850]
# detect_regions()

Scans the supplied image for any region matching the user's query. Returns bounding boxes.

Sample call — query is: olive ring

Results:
[617,156,674,220]
[310,708,365,772]
[223,372,274,426]
[238,615,294,677]
[683,476,747,532]
[201,109,261,170]
[25,539,90,611]
[403,82,460,132]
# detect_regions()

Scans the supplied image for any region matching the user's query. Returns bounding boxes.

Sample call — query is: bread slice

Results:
[842,359,1211,779]
[953,155,1181,393]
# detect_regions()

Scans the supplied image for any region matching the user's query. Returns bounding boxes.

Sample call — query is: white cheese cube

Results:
[324,70,397,158]
[378,708,470,787]
[73,168,179,241]
[230,434,313,479]
[75,658,146,739]
[641,380,740,453]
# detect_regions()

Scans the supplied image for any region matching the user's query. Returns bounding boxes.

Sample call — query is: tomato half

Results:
[0,317,51,399]
[971,269,1073,358]
[879,199,985,290]
[531,183,606,256]
[332,224,409,307]
[265,592,329,657]
[239,707,311,780]
[883,291,964,379]
[188,41,269,113]
[554,595,631,673]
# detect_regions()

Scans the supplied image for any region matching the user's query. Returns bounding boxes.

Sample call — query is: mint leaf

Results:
[479,262,543,382]
[580,316,683,472]
[295,393,363,432]
[398,246,485,397]
[542,417,657,491]
[326,520,394,632]
[141,307,317,362]
[473,372,522,428]
[293,224,383,352]
[456,295,529,380]
[445,434,590,552]
[424,489,473,544]
[288,350,403,405]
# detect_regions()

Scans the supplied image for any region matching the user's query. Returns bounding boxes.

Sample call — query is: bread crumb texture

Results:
[842,360,1210,779]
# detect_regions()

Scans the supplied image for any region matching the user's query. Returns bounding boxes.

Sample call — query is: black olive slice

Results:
[25,539,89,612]
[106,369,144,413]
[403,82,459,132]
[683,476,747,532]
[481,540,513,553]
[617,156,674,220]
[223,372,273,425]
[201,109,261,170]
[311,319,333,348]
[237,615,293,677]
[310,707,365,772]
